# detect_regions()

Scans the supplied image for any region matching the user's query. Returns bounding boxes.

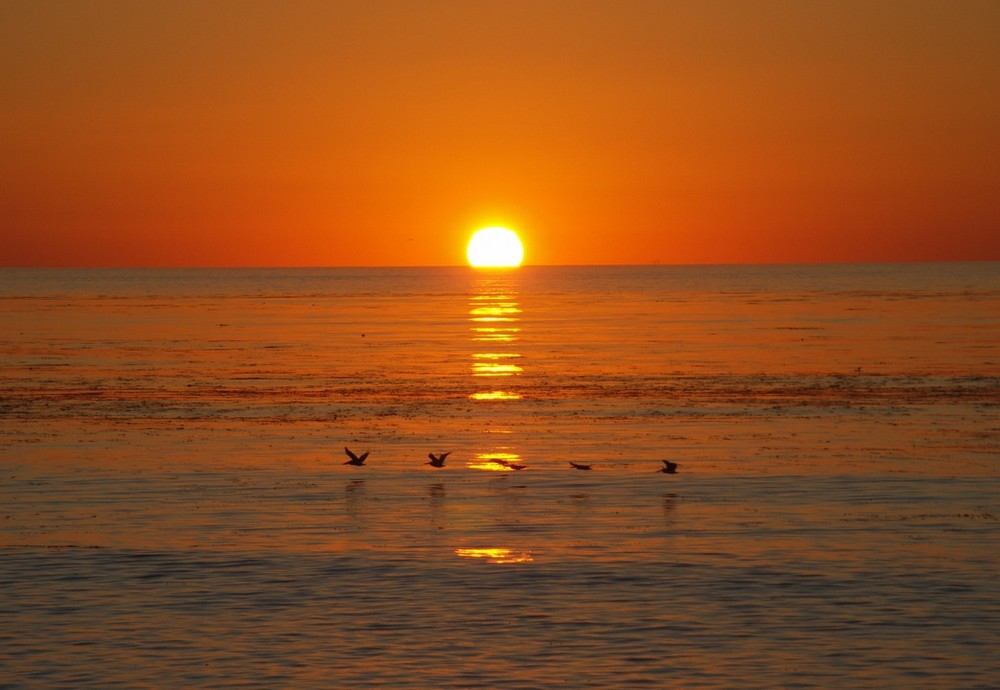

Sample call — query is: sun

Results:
[466,227,524,268]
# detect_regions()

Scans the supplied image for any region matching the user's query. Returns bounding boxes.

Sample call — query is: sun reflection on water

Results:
[470,326,521,342]
[455,547,534,564]
[469,278,523,404]
[469,295,520,315]
[466,451,523,471]
[471,352,523,377]
[468,390,522,401]
[468,273,526,470]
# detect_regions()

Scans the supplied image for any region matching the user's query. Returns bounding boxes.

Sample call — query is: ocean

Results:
[1,263,998,688]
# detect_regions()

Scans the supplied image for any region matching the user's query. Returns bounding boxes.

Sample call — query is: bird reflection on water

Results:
[662,492,678,521]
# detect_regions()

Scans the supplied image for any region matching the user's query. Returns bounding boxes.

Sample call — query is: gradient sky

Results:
[2,1,998,267]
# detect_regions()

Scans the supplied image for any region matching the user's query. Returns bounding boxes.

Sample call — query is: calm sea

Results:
[2,264,998,688]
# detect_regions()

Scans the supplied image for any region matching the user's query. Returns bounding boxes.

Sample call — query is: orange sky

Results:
[2,1,998,267]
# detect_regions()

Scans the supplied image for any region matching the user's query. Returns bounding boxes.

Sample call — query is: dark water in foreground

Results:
[1,264,999,687]
[3,470,999,688]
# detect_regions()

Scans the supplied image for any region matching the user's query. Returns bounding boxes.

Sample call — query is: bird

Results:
[658,459,679,474]
[569,462,592,470]
[344,447,369,466]
[487,458,527,470]
[426,451,451,468]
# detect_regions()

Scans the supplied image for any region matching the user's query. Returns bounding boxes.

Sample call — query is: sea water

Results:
[1,264,998,687]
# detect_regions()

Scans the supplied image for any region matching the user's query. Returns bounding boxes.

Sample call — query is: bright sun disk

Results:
[467,227,524,268]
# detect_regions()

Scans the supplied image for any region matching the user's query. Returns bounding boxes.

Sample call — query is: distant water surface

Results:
[1,264,998,687]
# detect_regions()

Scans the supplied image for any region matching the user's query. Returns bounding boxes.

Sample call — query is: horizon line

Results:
[2,258,998,271]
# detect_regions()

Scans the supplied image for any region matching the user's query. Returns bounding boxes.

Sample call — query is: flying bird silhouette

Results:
[658,459,679,474]
[426,451,451,468]
[344,447,369,466]
[489,458,527,471]
[569,462,592,470]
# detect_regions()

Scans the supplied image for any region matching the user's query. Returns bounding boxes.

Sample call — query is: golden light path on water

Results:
[471,352,522,377]
[454,547,534,564]
[1,265,998,686]
[464,272,531,558]
[468,391,521,401]
[466,452,522,472]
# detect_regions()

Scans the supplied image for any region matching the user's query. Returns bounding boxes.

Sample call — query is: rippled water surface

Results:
[2,264,999,688]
